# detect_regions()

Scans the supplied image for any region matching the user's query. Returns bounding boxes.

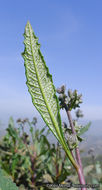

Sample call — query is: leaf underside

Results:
[22,22,78,170]
[22,21,63,141]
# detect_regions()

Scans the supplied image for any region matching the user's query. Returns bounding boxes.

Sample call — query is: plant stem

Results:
[65,106,87,190]
[66,110,83,170]
[77,168,87,190]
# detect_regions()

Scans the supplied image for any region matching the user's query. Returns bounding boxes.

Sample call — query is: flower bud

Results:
[68,89,72,98]
[56,85,65,94]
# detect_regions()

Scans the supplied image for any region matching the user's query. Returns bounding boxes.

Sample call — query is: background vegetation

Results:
[0,116,101,190]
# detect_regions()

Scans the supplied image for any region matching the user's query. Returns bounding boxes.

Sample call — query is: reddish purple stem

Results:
[66,109,87,190]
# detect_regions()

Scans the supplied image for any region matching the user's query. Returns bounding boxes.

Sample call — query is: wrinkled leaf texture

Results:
[22,22,77,169]
[22,21,64,142]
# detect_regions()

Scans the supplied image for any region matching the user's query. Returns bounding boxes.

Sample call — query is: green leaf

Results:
[22,21,62,141]
[78,122,91,136]
[43,173,53,183]
[77,135,84,142]
[22,21,78,170]
[0,169,19,190]
[8,117,15,128]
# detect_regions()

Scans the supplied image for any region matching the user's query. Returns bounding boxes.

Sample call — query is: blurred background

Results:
[0,0,102,154]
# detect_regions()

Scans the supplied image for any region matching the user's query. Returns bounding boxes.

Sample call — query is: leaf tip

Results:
[26,20,30,26]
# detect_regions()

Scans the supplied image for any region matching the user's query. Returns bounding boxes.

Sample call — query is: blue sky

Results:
[0,0,102,126]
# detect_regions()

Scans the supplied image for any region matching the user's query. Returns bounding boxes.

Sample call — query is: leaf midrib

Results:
[28,23,61,138]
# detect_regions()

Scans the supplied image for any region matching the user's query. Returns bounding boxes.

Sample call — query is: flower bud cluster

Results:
[56,85,68,109]
[62,122,78,150]
[68,89,82,110]
[56,85,83,110]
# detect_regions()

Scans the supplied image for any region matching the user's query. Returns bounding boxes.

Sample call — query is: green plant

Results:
[0,168,19,190]
[0,117,73,190]
[22,21,94,189]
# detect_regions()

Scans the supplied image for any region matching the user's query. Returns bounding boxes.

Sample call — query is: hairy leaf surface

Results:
[22,21,63,141]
